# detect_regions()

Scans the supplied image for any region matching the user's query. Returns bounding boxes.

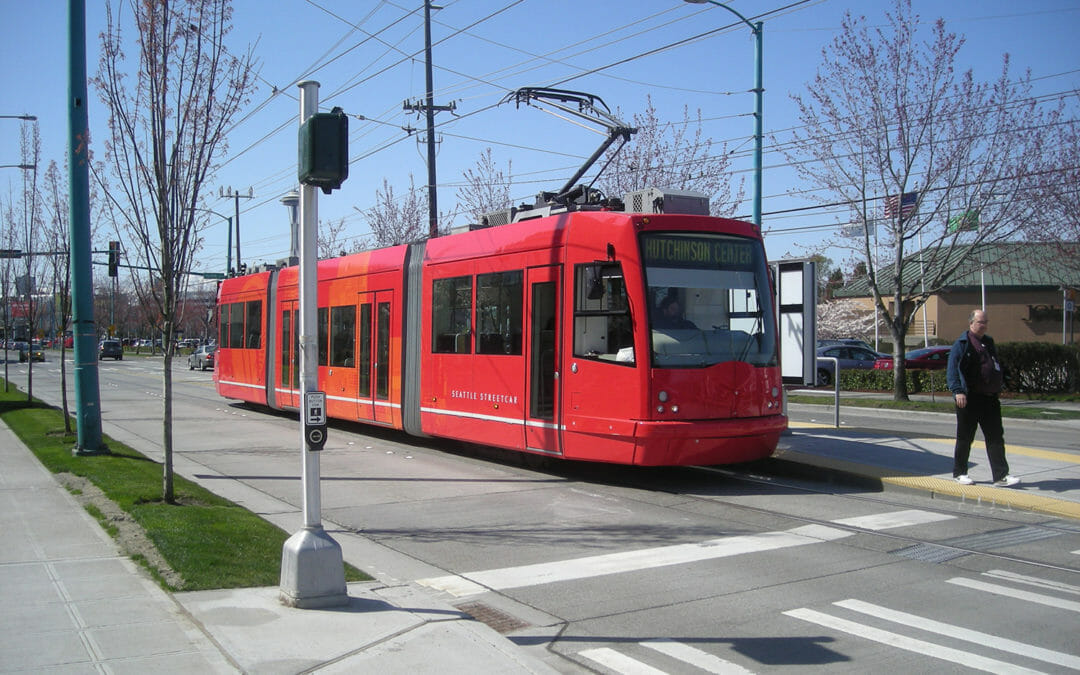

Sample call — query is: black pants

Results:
[953,393,1009,481]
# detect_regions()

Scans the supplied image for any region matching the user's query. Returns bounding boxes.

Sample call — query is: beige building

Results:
[834,242,1079,346]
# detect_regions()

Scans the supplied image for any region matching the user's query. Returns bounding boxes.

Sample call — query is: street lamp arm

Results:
[683,0,757,34]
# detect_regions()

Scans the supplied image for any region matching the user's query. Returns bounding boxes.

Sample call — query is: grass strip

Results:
[0,381,370,591]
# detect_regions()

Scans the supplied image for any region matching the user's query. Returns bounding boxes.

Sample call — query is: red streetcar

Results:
[214,187,786,466]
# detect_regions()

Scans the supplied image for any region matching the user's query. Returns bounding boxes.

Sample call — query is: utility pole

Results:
[219,186,253,273]
[403,0,454,239]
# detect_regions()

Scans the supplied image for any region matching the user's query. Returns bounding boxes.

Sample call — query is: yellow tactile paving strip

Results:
[778,426,1080,521]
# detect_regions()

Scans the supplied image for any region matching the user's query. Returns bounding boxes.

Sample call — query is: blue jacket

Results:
[946,331,1000,395]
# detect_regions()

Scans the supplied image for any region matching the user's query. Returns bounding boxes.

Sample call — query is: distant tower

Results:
[281,190,300,266]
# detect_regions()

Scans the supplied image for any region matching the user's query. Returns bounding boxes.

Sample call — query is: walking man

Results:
[946,309,1020,487]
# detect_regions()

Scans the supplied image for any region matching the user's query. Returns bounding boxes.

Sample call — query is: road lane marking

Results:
[783,608,1045,674]
[831,509,955,531]
[835,599,1080,670]
[417,524,852,597]
[983,569,1080,596]
[947,578,1080,613]
[579,648,667,674]
[641,639,754,674]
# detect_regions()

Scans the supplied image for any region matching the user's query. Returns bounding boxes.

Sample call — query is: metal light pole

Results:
[683,0,763,227]
[279,80,347,610]
[67,0,106,453]
[191,207,233,276]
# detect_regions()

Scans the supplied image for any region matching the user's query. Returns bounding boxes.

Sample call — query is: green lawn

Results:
[1,381,370,591]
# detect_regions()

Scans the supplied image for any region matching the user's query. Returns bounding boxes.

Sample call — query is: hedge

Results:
[836,342,1080,394]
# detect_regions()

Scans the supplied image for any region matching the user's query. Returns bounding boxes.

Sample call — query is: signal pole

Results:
[403,0,454,239]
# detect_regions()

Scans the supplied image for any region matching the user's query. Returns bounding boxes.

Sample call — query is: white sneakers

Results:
[955,474,1021,487]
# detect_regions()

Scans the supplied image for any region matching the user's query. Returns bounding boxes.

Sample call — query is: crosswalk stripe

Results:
[783,608,1046,674]
[835,599,1080,670]
[417,508,949,598]
[983,569,1080,596]
[831,509,955,530]
[947,578,1080,613]
[579,647,668,674]
[641,639,754,674]
[417,524,852,597]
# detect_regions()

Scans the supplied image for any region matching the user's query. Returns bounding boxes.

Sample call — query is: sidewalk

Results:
[0,421,557,674]
[779,393,1080,521]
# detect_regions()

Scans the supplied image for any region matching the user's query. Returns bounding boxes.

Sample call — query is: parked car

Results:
[19,341,45,363]
[816,338,885,356]
[815,344,882,386]
[873,345,951,370]
[99,339,124,360]
[187,345,216,371]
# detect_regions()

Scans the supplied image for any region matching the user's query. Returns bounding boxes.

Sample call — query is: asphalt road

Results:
[9,355,1080,674]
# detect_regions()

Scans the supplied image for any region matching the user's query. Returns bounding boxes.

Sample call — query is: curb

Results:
[762,449,1080,521]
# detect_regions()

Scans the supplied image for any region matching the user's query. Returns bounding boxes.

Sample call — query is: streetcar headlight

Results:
[771,387,779,398]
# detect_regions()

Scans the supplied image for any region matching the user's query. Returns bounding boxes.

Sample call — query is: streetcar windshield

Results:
[641,232,777,368]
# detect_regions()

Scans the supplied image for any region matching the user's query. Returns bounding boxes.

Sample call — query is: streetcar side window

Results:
[573,263,634,365]
[432,275,472,354]
[229,302,244,348]
[475,270,523,355]
[245,300,262,349]
[317,307,329,366]
[330,305,356,367]
[219,305,229,347]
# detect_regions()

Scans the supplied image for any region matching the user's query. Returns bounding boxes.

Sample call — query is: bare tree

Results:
[456,148,513,224]
[359,176,431,248]
[1029,94,1080,278]
[12,123,45,401]
[783,0,1057,399]
[95,0,257,502]
[41,160,77,431]
[596,95,745,216]
[316,216,352,260]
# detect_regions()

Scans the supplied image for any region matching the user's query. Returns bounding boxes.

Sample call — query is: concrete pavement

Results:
[3,385,1079,673]
[0,420,557,674]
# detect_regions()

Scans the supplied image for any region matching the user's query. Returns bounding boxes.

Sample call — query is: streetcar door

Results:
[525,265,561,454]
[357,290,394,425]
[278,301,299,410]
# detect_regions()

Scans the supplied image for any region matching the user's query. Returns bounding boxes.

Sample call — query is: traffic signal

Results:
[298,106,348,194]
[108,241,120,277]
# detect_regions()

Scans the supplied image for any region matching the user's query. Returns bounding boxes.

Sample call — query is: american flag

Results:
[884,191,918,219]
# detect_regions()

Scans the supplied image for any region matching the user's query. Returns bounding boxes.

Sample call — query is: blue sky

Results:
[2,0,1078,280]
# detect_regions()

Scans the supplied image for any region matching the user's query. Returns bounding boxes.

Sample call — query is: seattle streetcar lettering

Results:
[450,389,519,405]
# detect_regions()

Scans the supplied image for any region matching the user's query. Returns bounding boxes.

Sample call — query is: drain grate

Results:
[455,601,531,634]
[943,525,1063,551]
[891,542,969,564]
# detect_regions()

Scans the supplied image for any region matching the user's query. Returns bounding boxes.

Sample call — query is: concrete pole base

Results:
[279,526,348,609]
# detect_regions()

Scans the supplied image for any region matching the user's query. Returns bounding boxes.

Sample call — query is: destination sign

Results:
[642,235,757,270]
